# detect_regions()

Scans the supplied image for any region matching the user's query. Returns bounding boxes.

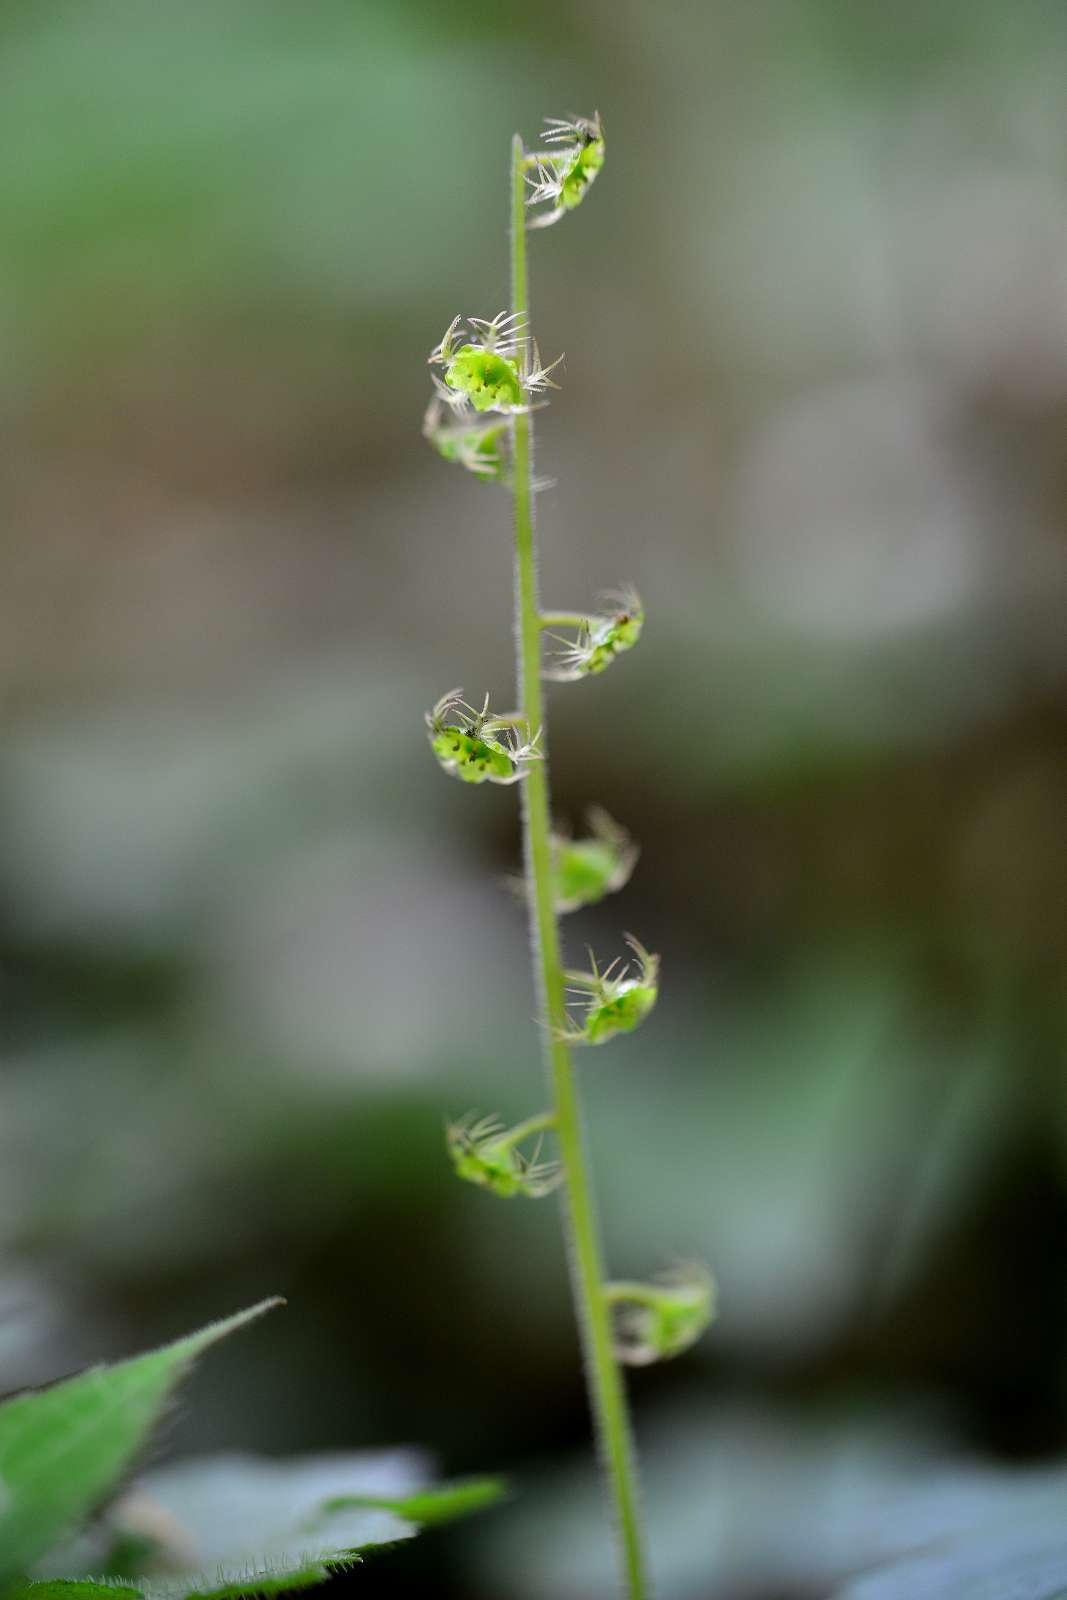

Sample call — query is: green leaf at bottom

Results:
[30,1454,505,1600]
[0,1301,282,1584]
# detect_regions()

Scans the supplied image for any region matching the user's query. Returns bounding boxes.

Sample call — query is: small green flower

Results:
[423,395,507,483]
[606,1265,716,1366]
[527,114,606,229]
[545,588,644,681]
[552,807,639,913]
[427,311,562,420]
[447,1112,560,1199]
[426,690,541,787]
[561,934,659,1046]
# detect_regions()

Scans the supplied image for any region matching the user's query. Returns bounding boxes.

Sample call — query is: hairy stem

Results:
[604,1283,666,1309]
[539,610,594,629]
[509,132,649,1600]
[496,1109,557,1149]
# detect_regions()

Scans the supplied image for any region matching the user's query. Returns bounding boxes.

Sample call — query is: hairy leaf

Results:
[10,1587,142,1600]
[328,1475,506,1528]
[0,1301,281,1583]
[30,1454,505,1600]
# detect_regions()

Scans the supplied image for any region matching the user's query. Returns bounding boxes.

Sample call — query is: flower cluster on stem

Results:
[421,112,714,1600]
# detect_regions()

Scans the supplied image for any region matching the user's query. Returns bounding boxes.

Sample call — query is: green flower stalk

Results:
[423,112,714,1600]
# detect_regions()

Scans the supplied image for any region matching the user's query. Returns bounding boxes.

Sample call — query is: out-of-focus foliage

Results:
[3,0,1067,1595]
[32,1462,502,1599]
[478,1401,1067,1598]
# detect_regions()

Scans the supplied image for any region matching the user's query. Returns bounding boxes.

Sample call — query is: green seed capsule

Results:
[425,690,540,787]
[431,726,518,784]
[445,346,523,413]
[583,982,658,1044]
[607,1266,716,1366]
[446,1113,560,1199]
[427,312,560,429]
[545,588,644,681]
[552,808,638,913]
[561,934,659,1046]
[527,114,606,228]
[424,397,507,483]
[585,603,644,670]
[556,839,620,904]
[561,129,605,210]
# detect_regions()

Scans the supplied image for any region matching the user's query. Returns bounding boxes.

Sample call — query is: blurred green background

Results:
[3,1,1067,1595]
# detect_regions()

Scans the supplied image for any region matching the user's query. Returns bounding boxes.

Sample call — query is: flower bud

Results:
[552,808,638,913]
[447,1112,560,1199]
[423,396,507,483]
[607,1265,716,1366]
[545,588,644,681]
[527,114,605,229]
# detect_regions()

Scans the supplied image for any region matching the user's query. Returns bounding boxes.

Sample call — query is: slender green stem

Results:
[496,1109,557,1149]
[604,1283,665,1309]
[540,610,594,630]
[509,132,650,1600]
